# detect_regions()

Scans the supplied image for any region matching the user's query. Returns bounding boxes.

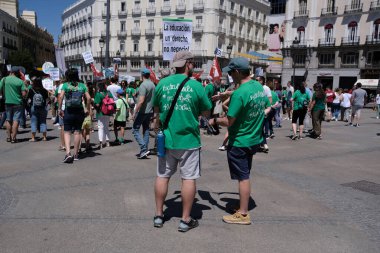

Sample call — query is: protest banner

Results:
[162,18,192,61]
[82,51,94,64]
[42,78,54,90]
[48,68,60,81]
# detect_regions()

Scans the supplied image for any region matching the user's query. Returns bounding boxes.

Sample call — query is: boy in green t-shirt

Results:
[114,89,129,143]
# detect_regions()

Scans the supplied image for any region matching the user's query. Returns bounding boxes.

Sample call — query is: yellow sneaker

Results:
[222,212,251,225]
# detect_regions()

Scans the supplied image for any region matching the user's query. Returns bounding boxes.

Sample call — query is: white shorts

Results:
[157,148,201,180]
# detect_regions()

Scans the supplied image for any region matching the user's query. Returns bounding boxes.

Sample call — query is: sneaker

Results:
[178,217,199,232]
[218,145,226,151]
[137,152,148,159]
[63,154,73,163]
[346,123,353,126]
[105,141,110,147]
[298,135,304,140]
[269,133,275,138]
[222,212,251,225]
[153,215,164,228]
[54,123,60,127]
[377,116,379,119]
[354,124,360,127]
[291,135,298,140]
[73,154,80,161]
[263,144,269,153]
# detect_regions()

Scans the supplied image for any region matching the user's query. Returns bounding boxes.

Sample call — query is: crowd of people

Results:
[0,52,377,233]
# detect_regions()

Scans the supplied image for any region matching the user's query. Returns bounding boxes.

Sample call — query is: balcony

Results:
[218,27,226,35]
[341,36,360,46]
[344,3,363,14]
[370,1,380,11]
[118,10,127,17]
[193,24,203,34]
[101,10,107,18]
[176,4,186,12]
[161,5,171,14]
[321,7,338,16]
[117,30,127,37]
[341,62,358,68]
[132,7,142,16]
[144,51,155,57]
[228,30,236,37]
[318,38,336,47]
[294,10,309,19]
[193,1,204,12]
[145,28,155,36]
[219,5,227,13]
[366,35,380,44]
[146,5,156,15]
[130,51,140,57]
[131,28,141,36]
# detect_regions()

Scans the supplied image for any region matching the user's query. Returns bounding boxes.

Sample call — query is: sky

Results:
[19,0,78,43]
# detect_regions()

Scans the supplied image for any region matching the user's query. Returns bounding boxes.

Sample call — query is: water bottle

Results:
[157,130,166,157]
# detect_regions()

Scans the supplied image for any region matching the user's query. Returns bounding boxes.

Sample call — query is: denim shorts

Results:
[5,104,23,123]
[227,145,259,180]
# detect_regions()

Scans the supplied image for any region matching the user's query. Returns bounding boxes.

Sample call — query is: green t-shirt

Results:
[138,79,155,114]
[115,97,129,122]
[282,90,287,101]
[205,83,214,103]
[153,74,212,150]
[292,90,310,111]
[126,87,135,98]
[0,76,27,105]
[94,91,112,118]
[312,93,326,111]
[62,82,88,110]
[271,90,279,106]
[227,80,270,147]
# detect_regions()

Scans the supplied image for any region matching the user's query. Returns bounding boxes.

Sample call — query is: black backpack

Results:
[31,88,44,108]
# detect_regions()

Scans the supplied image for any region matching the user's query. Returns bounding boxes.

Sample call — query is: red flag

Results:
[209,56,222,82]
[146,65,159,84]
[192,70,204,79]
[90,63,103,77]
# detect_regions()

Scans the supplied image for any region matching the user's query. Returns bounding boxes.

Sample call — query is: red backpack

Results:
[101,94,115,115]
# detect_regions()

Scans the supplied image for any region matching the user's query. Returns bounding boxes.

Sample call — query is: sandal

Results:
[153,215,164,228]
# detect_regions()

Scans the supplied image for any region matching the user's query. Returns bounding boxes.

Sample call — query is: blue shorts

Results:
[227,145,259,180]
[5,104,23,123]
[63,109,84,132]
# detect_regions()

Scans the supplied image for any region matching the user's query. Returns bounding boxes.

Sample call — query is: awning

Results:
[355,79,379,89]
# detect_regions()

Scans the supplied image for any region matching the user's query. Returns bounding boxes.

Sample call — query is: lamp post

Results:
[291,37,300,85]
[227,43,233,59]
[99,37,105,67]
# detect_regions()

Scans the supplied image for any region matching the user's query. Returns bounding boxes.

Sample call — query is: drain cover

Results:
[341,180,380,195]
[0,183,15,215]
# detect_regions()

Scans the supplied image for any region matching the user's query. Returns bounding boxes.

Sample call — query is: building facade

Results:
[0,8,18,67]
[281,0,380,89]
[18,11,55,67]
[60,0,270,81]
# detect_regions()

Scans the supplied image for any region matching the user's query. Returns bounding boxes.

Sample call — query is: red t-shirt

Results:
[325,89,335,103]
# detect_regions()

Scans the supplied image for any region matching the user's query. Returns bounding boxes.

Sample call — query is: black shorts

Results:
[114,120,126,128]
[227,145,259,180]
[292,108,307,125]
[63,109,84,132]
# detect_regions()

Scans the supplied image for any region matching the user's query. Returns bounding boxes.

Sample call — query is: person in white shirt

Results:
[340,89,352,122]
[332,88,343,121]
[106,77,121,101]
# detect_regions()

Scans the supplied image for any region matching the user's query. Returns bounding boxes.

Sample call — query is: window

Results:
[294,54,306,65]
[134,20,140,28]
[134,0,140,8]
[299,0,307,13]
[372,19,380,40]
[297,26,305,42]
[327,0,335,11]
[231,2,235,10]
[121,2,126,11]
[121,21,126,31]
[148,19,154,29]
[131,60,141,69]
[196,16,202,26]
[133,41,139,51]
[220,0,224,5]
[120,41,125,52]
[319,53,335,65]
[351,0,361,9]
[348,21,357,41]
[148,41,153,51]
[146,60,155,67]
[270,0,286,14]
[324,24,333,41]
[342,52,358,65]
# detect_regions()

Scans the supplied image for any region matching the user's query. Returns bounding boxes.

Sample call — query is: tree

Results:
[8,49,34,73]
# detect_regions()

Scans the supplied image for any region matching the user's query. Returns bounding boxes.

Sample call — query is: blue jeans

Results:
[132,112,153,154]
[264,108,275,136]
[5,104,23,123]
[332,103,340,119]
[274,107,281,127]
[0,111,6,127]
[31,106,48,133]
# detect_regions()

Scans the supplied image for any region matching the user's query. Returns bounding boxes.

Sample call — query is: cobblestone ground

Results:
[0,109,379,253]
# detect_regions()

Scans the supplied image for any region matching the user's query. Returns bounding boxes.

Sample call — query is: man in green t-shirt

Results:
[212,57,271,225]
[0,66,27,143]
[152,51,211,232]
[133,68,156,159]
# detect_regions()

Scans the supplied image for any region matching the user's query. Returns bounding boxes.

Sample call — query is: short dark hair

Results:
[65,68,80,82]
[238,69,250,78]
[142,73,150,79]
[110,77,118,83]
[356,82,362,88]
[257,76,265,83]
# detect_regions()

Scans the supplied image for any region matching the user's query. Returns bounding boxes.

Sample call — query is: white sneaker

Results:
[218,145,226,151]
[54,123,60,126]
[377,116,379,119]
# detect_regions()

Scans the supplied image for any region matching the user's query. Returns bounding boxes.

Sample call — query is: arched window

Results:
[297,26,305,43]
[324,24,333,42]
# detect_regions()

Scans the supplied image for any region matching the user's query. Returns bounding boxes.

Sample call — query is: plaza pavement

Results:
[0,109,379,253]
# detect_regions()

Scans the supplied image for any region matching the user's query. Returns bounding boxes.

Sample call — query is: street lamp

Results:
[227,43,233,59]
[99,37,105,67]
[291,37,300,85]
